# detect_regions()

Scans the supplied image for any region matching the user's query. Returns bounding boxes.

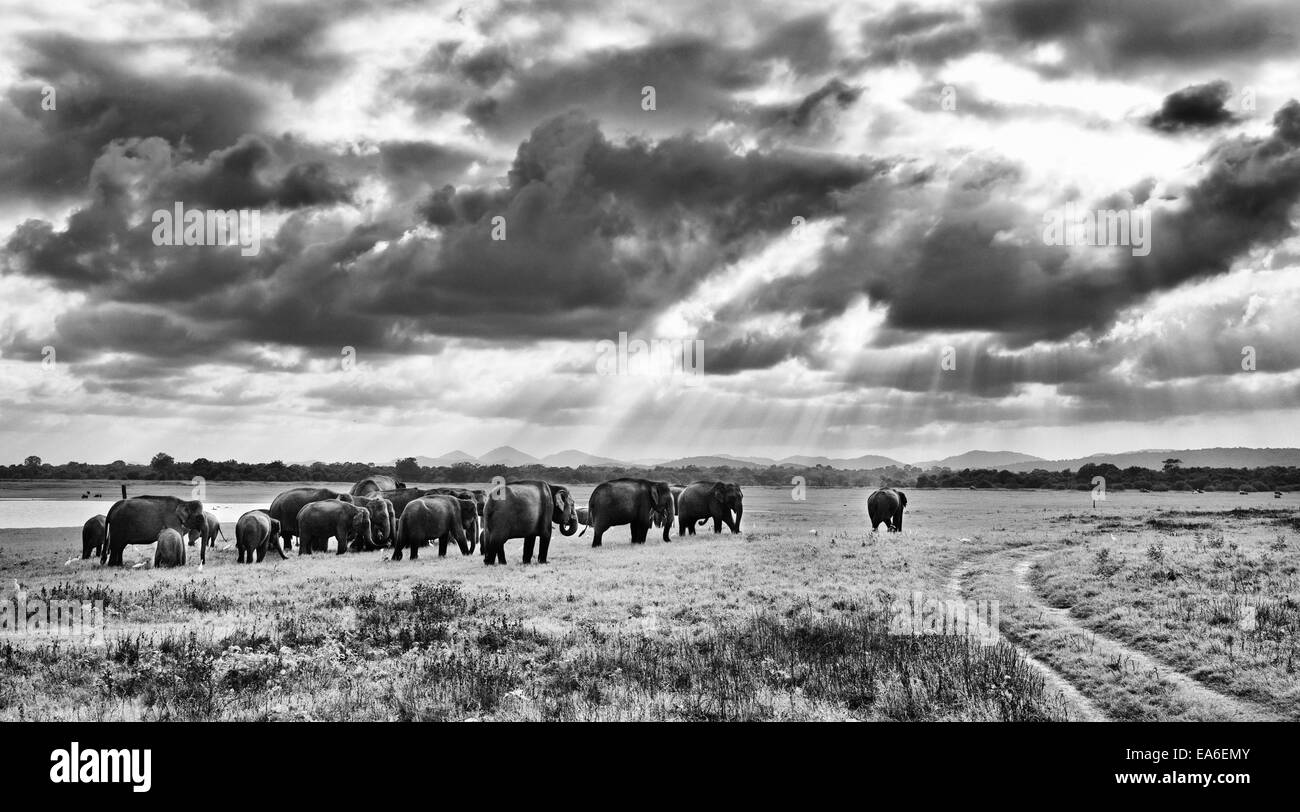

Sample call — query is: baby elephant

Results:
[393,496,473,560]
[153,528,187,568]
[235,510,286,563]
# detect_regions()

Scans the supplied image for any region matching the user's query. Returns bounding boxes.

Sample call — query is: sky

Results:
[1,0,1298,465]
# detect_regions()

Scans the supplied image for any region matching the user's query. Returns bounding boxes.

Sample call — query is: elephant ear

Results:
[710,482,727,504]
[176,502,200,527]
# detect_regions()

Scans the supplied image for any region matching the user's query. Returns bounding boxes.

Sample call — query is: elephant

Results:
[268,487,353,550]
[153,528,187,568]
[676,481,743,536]
[103,495,206,566]
[349,495,396,549]
[424,487,486,547]
[867,488,907,532]
[587,478,675,546]
[481,480,578,565]
[350,476,405,497]
[575,505,593,535]
[186,510,226,548]
[81,515,106,560]
[296,499,373,555]
[392,496,476,560]
[235,510,286,563]
[376,487,432,517]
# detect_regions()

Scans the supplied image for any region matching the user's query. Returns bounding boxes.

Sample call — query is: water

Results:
[0,500,279,529]
[0,481,1287,529]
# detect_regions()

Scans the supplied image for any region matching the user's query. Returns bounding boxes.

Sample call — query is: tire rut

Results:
[948,559,1107,722]
[1008,551,1282,721]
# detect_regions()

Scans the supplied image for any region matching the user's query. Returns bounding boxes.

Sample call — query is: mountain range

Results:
[388,447,1300,471]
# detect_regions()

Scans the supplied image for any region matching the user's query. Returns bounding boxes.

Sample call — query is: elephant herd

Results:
[79,476,905,568]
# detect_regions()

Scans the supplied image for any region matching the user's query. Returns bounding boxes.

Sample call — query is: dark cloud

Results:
[754,79,863,133]
[376,140,480,200]
[459,21,848,138]
[3,112,878,371]
[863,0,1300,75]
[860,4,983,66]
[724,99,1300,350]
[986,0,1298,70]
[0,33,266,201]
[1146,81,1242,132]
[750,14,839,75]
[218,1,352,98]
[458,45,512,88]
[163,137,354,210]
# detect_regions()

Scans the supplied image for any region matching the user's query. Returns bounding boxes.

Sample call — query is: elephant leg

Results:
[438,534,449,557]
[281,529,293,550]
[678,516,687,536]
[712,515,722,533]
[495,541,506,565]
[299,535,311,555]
[108,541,125,566]
[631,522,648,545]
[522,535,535,563]
[538,532,551,564]
[591,522,606,548]
[483,536,496,565]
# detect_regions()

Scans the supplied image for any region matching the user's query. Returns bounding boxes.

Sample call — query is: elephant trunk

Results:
[560,507,578,537]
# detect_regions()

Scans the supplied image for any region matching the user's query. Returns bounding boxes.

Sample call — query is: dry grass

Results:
[1,487,1295,720]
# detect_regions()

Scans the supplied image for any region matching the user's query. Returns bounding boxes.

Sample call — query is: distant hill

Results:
[999,447,1300,472]
[917,450,1045,470]
[405,450,478,467]
[658,455,772,469]
[778,454,906,469]
[380,446,1300,474]
[478,446,542,466]
[541,449,625,467]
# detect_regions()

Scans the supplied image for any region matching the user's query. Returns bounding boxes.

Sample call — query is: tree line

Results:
[3,454,1297,492]
[2,453,917,487]
[917,462,1300,492]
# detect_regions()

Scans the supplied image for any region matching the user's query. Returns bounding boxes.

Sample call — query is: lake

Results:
[0,478,1288,530]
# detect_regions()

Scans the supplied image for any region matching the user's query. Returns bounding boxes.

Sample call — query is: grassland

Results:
[0,487,1295,721]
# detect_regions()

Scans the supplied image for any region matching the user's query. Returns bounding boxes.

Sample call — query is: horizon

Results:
[3,1,1299,463]
[15,444,1300,469]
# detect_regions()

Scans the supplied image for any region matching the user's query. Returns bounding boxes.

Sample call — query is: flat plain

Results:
[0,483,1294,721]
